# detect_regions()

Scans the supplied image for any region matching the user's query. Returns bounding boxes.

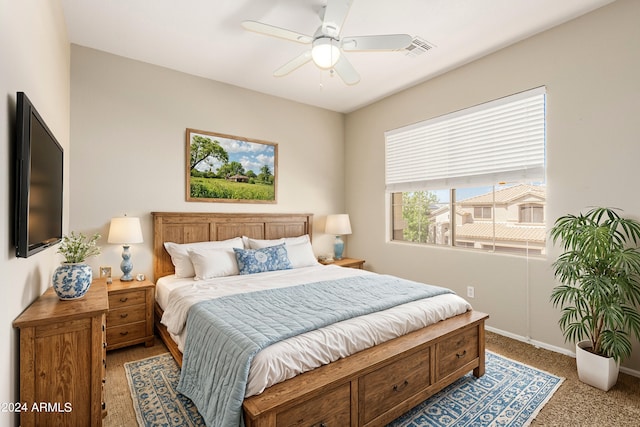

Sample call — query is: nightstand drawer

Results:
[108,289,146,309]
[107,321,147,345]
[107,305,146,327]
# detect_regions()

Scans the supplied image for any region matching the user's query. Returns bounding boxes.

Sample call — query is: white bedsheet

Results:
[157,265,472,397]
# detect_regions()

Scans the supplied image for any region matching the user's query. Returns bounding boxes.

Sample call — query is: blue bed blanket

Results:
[177,274,453,427]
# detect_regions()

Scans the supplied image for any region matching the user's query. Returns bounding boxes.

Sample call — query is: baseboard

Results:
[619,366,640,377]
[486,326,640,379]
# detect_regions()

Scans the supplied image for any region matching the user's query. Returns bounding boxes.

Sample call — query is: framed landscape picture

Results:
[186,129,277,203]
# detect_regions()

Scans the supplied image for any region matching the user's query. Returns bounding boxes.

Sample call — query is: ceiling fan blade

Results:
[342,34,413,51]
[273,50,313,77]
[322,0,353,38]
[333,55,360,85]
[242,20,313,44]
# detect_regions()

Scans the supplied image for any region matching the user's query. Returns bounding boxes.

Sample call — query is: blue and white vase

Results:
[52,263,93,300]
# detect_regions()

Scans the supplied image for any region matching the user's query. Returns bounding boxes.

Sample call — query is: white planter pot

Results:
[52,263,93,300]
[575,340,619,391]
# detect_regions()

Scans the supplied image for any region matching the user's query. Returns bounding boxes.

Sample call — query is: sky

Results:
[192,131,276,175]
[432,187,491,203]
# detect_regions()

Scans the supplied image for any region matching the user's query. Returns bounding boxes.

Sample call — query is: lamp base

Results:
[120,245,134,282]
[334,236,345,260]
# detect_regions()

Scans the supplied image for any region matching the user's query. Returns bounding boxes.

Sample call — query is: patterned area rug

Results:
[125,351,563,427]
[125,353,203,426]
[388,351,564,426]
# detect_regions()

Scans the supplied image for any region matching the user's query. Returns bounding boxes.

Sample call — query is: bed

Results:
[152,211,488,427]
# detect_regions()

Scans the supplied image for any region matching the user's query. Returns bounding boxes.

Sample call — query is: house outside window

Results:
[386,87,546,257]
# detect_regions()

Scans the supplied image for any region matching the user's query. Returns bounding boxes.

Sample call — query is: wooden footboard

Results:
[155,304,488,427]
[243,310,488,427]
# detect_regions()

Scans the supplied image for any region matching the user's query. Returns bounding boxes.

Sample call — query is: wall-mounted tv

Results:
[14,92,64,258]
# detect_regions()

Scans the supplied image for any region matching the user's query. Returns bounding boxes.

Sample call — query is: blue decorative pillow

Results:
[233,244,292,275]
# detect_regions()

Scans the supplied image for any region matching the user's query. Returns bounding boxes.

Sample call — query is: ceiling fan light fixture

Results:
[311,37,340,69]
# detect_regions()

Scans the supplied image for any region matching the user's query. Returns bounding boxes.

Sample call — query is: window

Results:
[386,88,546,256]
[474,206,492,220]
[519,204,544,223]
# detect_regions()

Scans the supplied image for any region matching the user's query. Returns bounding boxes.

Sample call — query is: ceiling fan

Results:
[241,0,413,85]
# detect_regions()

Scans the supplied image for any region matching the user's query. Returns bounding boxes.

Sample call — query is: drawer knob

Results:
[311,423,327,427]
[120,313,129,318]
[120,331,129,336]
[119,297,129,302]
[456,350,467,359]
[393,379,409,392]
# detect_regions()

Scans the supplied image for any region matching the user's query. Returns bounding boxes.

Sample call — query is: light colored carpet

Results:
[124,350,563,427]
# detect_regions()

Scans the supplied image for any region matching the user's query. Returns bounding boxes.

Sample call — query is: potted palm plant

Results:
[550,207,640,390]
[52,232,101,300]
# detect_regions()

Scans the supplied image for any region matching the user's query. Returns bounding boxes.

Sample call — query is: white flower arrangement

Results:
[57,231,101,263]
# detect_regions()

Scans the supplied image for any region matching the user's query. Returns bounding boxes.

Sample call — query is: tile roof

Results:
[456,222,546,243]
[459,184,546,205]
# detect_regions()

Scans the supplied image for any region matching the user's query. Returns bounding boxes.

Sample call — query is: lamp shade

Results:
[108,217,143,244]
[325,214,352,235]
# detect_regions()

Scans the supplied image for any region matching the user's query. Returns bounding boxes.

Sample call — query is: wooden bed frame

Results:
[152,211,488,427]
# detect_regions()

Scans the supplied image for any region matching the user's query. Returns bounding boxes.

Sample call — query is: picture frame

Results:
[99,266,112,279]
[186,128,277,203]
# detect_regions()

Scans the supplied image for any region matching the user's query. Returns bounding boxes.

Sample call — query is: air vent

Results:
[405,37,436,57]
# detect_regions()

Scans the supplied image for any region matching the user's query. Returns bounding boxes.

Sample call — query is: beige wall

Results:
[344,0,640,373]
[1,0,70,424]
[69,46,345,280]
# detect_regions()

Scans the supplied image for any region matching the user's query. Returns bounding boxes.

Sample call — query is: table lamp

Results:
[325,214,352,260]
[108,216,143,281]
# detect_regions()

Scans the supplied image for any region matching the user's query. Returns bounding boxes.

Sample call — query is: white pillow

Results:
[286,241,319,268]
[246,237,284,249]
[245,235,317,268]
[164,237,244,277]
[188,247,239,279]
[246,234,309,249]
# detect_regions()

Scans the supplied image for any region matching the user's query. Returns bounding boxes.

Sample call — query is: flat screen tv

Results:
[14,92,64,258]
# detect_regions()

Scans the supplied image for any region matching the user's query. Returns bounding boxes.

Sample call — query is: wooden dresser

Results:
[13,281,109,427]
[104,278,154,351]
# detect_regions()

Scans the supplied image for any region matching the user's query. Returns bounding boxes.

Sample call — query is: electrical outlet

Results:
[467,286,475,298]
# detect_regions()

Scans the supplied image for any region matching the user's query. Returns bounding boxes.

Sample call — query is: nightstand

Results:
[320,257,365,269]
[102,277,155,351]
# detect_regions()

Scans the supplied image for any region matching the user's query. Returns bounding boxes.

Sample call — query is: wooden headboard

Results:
[151,212,313,280]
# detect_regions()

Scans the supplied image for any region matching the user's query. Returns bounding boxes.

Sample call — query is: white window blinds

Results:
[385,87,546,192]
